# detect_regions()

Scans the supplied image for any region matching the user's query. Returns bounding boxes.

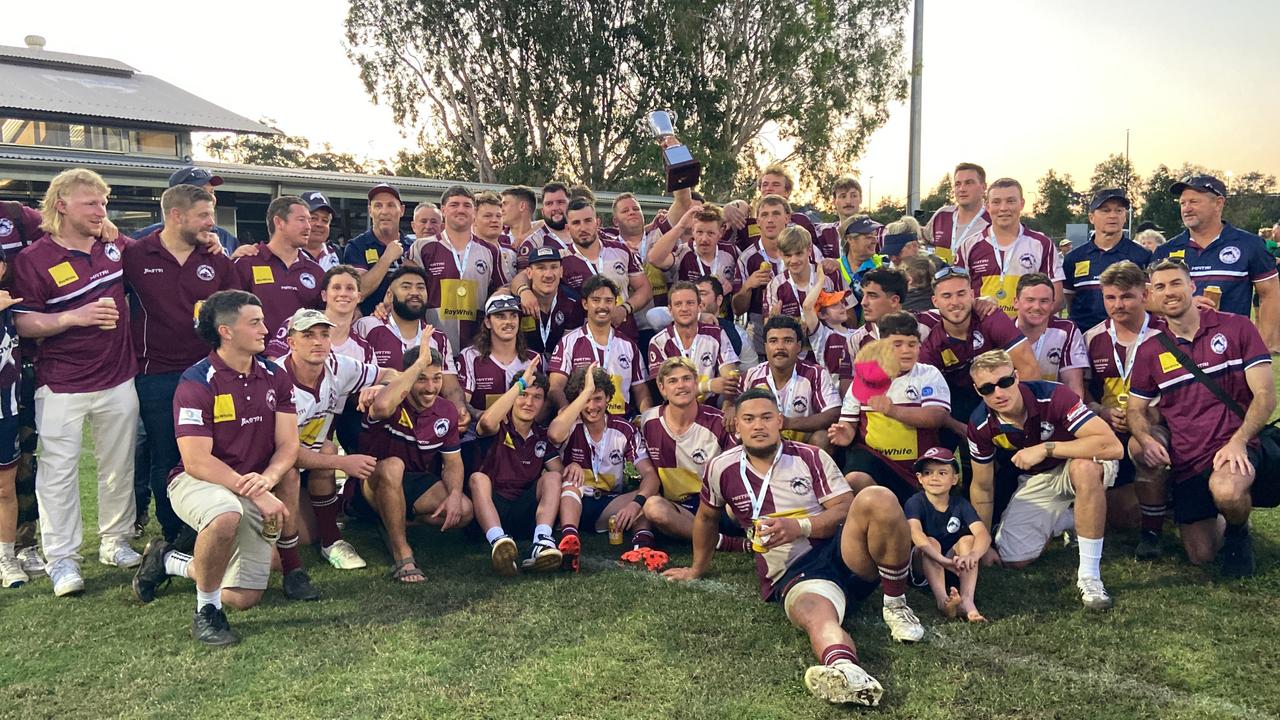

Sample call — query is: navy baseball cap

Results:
[1135,220,1165,234]
[913,447,958,472]
[368,183,402,202]
[1169,174,1226,198]
[301,191,336,215]
[528,246,562,265]
[843,217,881,236]
[168,166,223,188]
[881,231,916,257]
[1088,188,1131,212]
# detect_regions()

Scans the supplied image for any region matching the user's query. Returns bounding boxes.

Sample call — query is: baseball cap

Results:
[367,183,402,202]
[843,217,881,236]
[1169,174,1226,198]
[168,166,223,188]
[528,246,562,265]
[287,308,335,333]
[485,294,521,316]
[1134,220,1165,234]
[850,360,892,404]
[1088,188,1131,212]
[881,231,916,257]
[815,289,850,312]
[301,191,336,215]
[913,446,958,472]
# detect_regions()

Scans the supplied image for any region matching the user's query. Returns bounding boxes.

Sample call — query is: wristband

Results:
[797,518,812,538]
[632,494,647,507]
[516,377,528,391]
[517,285,533,295]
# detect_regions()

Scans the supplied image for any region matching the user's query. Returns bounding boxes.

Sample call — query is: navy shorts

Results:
[677,494,747,537]
[770,523,879,605]
[581,492,622,532]
[351,471,441,522]
[1171,445,1261,525]
[0,415,18,467]
[841,446,917,506]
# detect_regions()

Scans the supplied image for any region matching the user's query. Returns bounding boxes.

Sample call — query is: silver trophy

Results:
[638,110,701,192]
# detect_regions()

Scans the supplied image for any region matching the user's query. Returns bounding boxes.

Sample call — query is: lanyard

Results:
[739,444,784,520]
[576,242,604,276]
[765,367,799,415]
[757,241,782,274]
[584,422,608,486]
[988,231,1013,287]
[588,329,614,369]
[953,207,985,247]
[694,249,717,278]
[1108,313,1150,385]
[448,237,474,277]
[671,325,697,361]
[1030,330,1050,366]
[537,293,559,349]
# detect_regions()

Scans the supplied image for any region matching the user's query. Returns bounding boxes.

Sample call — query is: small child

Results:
[0,252,24,588]
[903,447,990,622]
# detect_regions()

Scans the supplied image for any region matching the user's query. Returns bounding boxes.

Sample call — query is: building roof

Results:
[0,43,276,135]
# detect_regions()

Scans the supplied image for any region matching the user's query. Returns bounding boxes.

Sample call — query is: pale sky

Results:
[8,0,1280,206]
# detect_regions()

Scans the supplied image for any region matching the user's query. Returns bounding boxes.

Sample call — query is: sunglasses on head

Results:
[976,373,1017,396]
[934,266,970,282]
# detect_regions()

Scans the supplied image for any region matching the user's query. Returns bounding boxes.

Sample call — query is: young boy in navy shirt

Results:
[904,447,990,622]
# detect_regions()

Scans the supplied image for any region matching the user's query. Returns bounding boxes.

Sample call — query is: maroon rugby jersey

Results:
[359,394,461,473]
[479,417,559,501]
[353,315,457,373]
[967,381,1096,476]
[457,347,538,411]
[233,244,324,342]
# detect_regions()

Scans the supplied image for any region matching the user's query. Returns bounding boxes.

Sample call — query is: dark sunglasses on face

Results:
[976,373,1017,396]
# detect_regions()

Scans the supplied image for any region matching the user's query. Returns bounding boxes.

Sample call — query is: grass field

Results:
[2,448,1280,719]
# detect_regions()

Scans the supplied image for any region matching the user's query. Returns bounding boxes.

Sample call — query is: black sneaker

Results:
[1134,531,1162,561]
[132,539,173,604]
[191,604,238,647]
[1220,527,1255,579]
[283,568,320,601]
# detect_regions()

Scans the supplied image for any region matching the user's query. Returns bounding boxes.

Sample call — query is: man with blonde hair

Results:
[13,168,140,596]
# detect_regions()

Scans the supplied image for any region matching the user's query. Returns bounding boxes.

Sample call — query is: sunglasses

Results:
[934,266,970,282]
[975,373,1017,396]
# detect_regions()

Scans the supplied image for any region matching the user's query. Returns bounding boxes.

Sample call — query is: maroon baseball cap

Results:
[913,447,958,472]
[367,183,402,202]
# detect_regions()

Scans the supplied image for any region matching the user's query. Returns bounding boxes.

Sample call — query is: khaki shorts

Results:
[995,460,1118,564]
[168,471,273,591]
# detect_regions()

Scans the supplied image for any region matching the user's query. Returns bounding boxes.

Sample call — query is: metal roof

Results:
[0,146,674,208]
[0,44,276,135]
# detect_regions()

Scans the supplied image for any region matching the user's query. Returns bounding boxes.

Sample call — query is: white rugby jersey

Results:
[839,362,950,470]
[647,322,739,381]
[281,353,381,449]
[741,360,840,439]
[550,327,646,415]
[559,417,650,495]
[1020,317,1088,382]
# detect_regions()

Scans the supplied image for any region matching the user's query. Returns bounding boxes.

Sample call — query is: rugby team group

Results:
[0,153,1273,706]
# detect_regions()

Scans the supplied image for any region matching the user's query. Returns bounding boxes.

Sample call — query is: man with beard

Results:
[356,346,470,583]
[344,183,413,317]
[131,166,237,252]
[124,185,240,547]
[1062,189,1151,332]
[740,316,841,449]
[955,178,1064,317]
[412,186,506,355]
[1151,174,1280,351]
[233,196,324,341]
[665,387,925,708]
[474,191,517,282]
[1014,273,1087,398]
[354,266,468,430]
[611,192,671,332]
[647,282,739,402]
[515,181,572,271]
[553,198,653,342]
[300,192,340,270]
[548,275,651,414]
[967,350,1123,609]
[923,162,990,264]
[514,247,584,359]
[1127,260,1275,577]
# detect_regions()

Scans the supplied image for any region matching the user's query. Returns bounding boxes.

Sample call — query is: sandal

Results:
[390,557,425,583]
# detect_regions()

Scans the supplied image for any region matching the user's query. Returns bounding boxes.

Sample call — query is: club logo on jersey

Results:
[103,243,121,263]
[613,261,627,276]
[0,218,12,237]
[1219,246,1241,265]
[792,396,808,414]
[476,258,488,276]
[618,354,631,370]
[905,385,920,402]
[434,418,451,437]
[265,389,277,410]
[196,264,216,281]
[972,331,985,350]
[299,273,317,289]
[1019,253,1035,270]
[534,440,548,458]
[554,311,564,325]
[701,352,713,368]
[1048,347,1062,365]
[946,516,962,534]
[608,449,624,466]
[1211,333,1228,355]
[1040,421,1055,441]
[691,449,707,465]
[790,476,811,495]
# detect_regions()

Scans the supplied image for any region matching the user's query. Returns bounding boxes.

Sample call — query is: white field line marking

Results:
[584,555,1276,718]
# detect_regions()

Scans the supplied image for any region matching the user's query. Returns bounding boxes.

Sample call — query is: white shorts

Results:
[168,472,274,591]
[995,459,1118,564]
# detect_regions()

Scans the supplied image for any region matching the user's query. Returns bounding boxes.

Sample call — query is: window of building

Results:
[1,118,179,157]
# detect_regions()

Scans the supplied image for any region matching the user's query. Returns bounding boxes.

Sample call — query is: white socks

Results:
[1077,536,1103,581]
[485,527,506,545]
[196,587,222,611]
[164,550,193,579]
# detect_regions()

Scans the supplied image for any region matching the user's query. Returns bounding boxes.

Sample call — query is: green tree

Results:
[344,0,908,197]
[1136,164,1182,235]
[920,174,951,214]
[204,120,370,172]
[1087,153,1140,201]
[1032,170,1084,237]
[869,196,906,225]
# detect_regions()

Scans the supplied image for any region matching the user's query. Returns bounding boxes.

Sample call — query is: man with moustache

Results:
[740,316,841,449]
[233,196,324,340]
[1062,189,1151,332]
[808,176,866,261]
[923,163,990,264]
[515,181,573,271]
[344,183,413,317]
[548,275,651,414]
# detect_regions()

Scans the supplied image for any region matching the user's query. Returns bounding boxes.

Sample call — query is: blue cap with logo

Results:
[1088,188,1131,212]
[1169,174,1226,198]
[301,191,336,215]
[528,246,562,265]
[168,166,223,188]
[843,216,881,236]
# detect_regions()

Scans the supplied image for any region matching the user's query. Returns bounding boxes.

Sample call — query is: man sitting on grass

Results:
[356,346,471,583]
[665,387,924,708]
[472,356,566,575]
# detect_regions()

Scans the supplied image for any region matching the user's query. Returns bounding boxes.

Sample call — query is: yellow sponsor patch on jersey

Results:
[299,417,326,446]
[48,261,79,288]
[1074,260,1090,278]
[1158,352,1182,374]
[398,408,413,428]
[1169,250,1185,259]
[941,348,959,366]
[252,266,274,285]
[993,434,1015,450]
[213,394,236,423]
[365,247,380,264]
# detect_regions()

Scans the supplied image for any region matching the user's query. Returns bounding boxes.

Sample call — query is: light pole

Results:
[906,0,924,215]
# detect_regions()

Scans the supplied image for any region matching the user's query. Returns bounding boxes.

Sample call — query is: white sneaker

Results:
[47,558,84,597]
[804,661,883,706]
[1077,576,1113,611]
[321,540,367,570]
[882,595,925,642]
[17,546,44,574]
[520,538,562,572]
[99,541,142,569]
[1,552,29,588]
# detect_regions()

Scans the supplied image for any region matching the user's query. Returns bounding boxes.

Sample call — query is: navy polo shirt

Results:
[342,229,413,316]
[1062,236,1151,331]
[1151,223,1277,317]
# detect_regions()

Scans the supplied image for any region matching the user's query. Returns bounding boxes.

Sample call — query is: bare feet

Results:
[966,610,987,623]
[943,587,962,619]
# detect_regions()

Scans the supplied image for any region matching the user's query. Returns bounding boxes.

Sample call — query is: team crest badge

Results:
[792,396,807,414]
[534,440,548,458]
[299,273,316,289]
[1048,347,1062,365]
[613,261,627,276]
[790,477,811,495]
[265,389,277,410]
[1040,421,1055,441]
[104,243,122,262]
[972,330,985,350]
[0,218,12,237]
[434,418,451,437]
[1210,333,1228,355]
[554,311,565,324]
[196,264,215,281]
[905,385,920,402]
[701,352,713,367]
[1019,253,1035,270]
[476,258,488,275]
[691,449,707,465]
[946,516,962,534]
[1219,246,1241,265]
[618,354,630,370]
[609,449,624,466]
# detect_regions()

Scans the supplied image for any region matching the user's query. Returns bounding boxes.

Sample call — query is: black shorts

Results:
[351,471,442,522]
[492,481,542,538]
[770,523,879,605]
[676,494,747,537]
[0,414,19,467]
[1172,446,1261,525]
[581,492,622,532]
[841,446,916,506]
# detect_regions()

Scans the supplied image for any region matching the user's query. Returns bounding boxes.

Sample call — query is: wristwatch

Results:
[1045,441,1057,458]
